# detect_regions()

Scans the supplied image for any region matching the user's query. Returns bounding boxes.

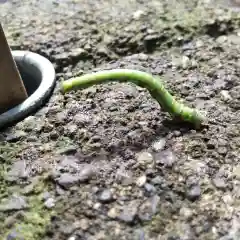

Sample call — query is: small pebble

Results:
[78,219,89,230]
[220,90,232,102]
[68,237,76,240]
[58,156,79,172]
[181,56,190,69]
[154,149,176,167]
[191,59,198,68]
[78,164,96,182]
[6,229,24,240]
[137,152,154,166]
[107,207,118,219]
[233,165,240,179]
[216,35,227,44]
[56,185,65,195]
[44,198,56,209]
[222,194,233,205]
[97,46,110,57]
[56,173,79,189]
[179,207,193,219]
[59,222,76,235]
[186,185,201,201]
[196,40,204,48]
[0,195,28,212]
[97,189,113,203]
[212,177,227,190]
[136,175,147,187]
[138,195,160,221]
[41,192,51,201]
[151,176,164,185]
[229,35,240,45]
[118,201,139,224]
[132,10,145,19]
[135,229,145,240]
[69,48,87,58]
[66,124,78,135]
[152,138,166,152]
[6,161,28,182]
[93,202,101,210]
[116,168,133,186]
[73,113,91,126]
[95,231,107,239]
[144,183,156,195]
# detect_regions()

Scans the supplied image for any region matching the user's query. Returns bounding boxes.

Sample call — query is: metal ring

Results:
[0,50,56,129]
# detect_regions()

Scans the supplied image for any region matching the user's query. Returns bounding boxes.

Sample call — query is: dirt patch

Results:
[0,0,240,239]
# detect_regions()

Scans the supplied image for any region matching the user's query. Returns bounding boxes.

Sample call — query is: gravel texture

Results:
[0,0,240,239]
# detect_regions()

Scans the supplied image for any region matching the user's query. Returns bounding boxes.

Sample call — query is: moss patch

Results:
[1,174,54,240]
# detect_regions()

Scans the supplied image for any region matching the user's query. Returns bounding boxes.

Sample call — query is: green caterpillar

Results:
[60,69,206,129]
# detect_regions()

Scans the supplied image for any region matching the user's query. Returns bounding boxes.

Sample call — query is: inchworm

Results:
[60,69,206,129]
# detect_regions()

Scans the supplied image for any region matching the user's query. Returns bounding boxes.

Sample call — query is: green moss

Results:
[13,195,54,240]
[1,176,54,240]
[0,140,55,240]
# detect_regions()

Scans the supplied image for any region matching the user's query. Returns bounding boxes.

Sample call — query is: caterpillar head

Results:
[192,109,207,129]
